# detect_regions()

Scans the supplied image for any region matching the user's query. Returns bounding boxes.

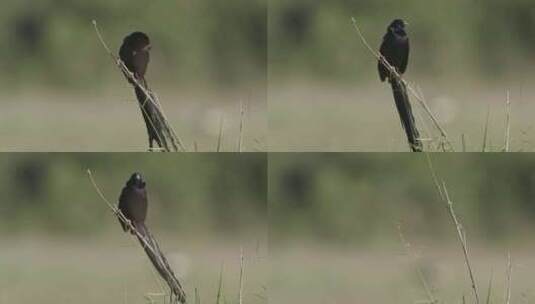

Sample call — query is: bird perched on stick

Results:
[378,19,422,152]
[119,32,176,151]
[117,173,186,303]
[118,172,148,236]
[378,19,409,83]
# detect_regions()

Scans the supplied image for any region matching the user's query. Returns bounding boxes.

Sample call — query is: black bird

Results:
[116,173,187,303]
[119,32,172,151]
[119,32,151,85]
[378,19,409,82]
[378,19,422,152]
[118,172,148,236]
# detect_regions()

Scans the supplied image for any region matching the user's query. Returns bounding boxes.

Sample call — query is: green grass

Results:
[269,82,535,152]
[0,236,267,304]
[0,88,266,152]
[270,243,535,304]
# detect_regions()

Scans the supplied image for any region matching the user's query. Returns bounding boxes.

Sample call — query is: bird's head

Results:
[388,19,408,35]
[123,31,151,51]
[127,172,146,189]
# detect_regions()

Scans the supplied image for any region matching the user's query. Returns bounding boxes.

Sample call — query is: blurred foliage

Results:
[269,0,535,83]
[270,154,535,245]
[0,0,266,90]
[0,153,266,237]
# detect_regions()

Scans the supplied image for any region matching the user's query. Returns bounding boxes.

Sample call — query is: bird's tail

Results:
[134,83,171,151]
[135,223,187,304]
[134,82,180,152]
[390,78,423,152]
[148,92,179,152]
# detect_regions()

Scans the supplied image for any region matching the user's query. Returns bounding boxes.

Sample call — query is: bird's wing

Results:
[133,50,150,80]
[378,36,390,82]
[117,186,131,232]
[135,188,148,223]
[119,43,136,85]
[399,37,409,74]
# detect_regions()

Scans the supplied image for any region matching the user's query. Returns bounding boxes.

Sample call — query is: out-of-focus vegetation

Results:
[0,153,266,237]
[270,154,535,303]
[0,154,267,303]
[270,154,535,245]
[0,1,267,151]
[268,83,535,152]
[269,0,535,83]
[0,0,266,90]
[268,1,535,152]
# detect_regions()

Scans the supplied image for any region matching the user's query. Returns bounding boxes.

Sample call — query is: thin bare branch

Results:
[238,101,247,153]
[216,263,224,304]
[217,116,225,152]
[442,183,480,304]
[503,91,511,152]
[425,159,480,304]
[485,269,494,304]
[482,105,491,152]
[238,247,245,304]
[504,253,512,304]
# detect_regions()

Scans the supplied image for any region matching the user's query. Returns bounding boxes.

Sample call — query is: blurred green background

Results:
[270,154,535,304]
[269,0,535,82]
[0,0,266,151]
[270,153,535,245]
[2,0,266,89]
[268,0,535,151]
[0,153,266,236]
[0,154,267,304]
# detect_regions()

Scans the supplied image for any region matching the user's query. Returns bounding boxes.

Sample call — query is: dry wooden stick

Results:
[442,183,480,304]
[217,116,225,152]
[504,253,512,304]
[238,247,245,304]
[425,156,480,304]
[503,91,511,152]
[238,101,247,152]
